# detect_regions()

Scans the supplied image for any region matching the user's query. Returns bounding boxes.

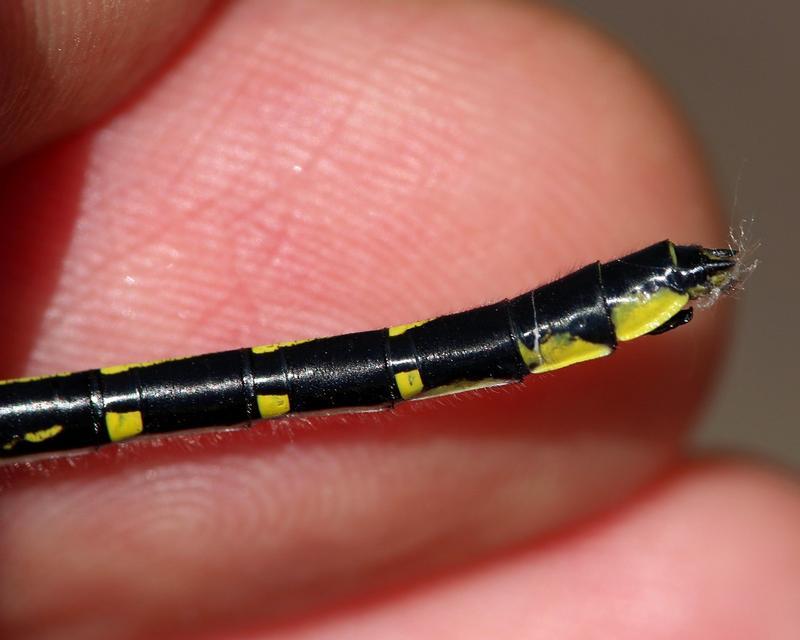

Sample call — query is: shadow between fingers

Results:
[0,135,92,379]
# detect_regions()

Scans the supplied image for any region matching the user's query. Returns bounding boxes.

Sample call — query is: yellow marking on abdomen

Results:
[668,241,678,266]
[252,339,311,354]
[0,372,70,386]
[24,425,64,443]
[534,333,612,374]
[3,425,66,450]
[102,364,143,375]
[517,340,541,369]
[388,320,428,337]
[101,356,189,375]
[611,288,689,342]
[419,378,507,399]
[394,369,424,399]
[106,411,144,442]
[257,394,290,418]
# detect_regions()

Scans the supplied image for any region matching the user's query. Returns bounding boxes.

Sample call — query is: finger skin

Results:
[265,462,800,640]
[0,0,216,164]
[0,1,729,638]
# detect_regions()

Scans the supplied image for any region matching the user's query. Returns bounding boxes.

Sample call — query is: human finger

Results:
[0,1,730,638]
[0,0,216,164]
[266,461,800,640]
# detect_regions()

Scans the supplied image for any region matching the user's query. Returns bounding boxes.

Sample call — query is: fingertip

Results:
[0,0,218,164]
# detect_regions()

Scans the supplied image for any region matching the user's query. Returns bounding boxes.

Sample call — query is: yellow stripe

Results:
[4,425,66,451]
[252,339,311,354]
[101,355,189,375]
[102,363,142,375]
[517,340,541,369]
[24,425,64,443]
[419,378,504,398]
[388,320,428,337]
[0,372,70,386]
[394,369,424,399]
[668,241,678,266]
[257,394,290,418]
[106,411,144,442]
[534,333,612,374]
[611,288,689,342]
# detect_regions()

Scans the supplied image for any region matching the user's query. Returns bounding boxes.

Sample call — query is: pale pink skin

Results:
[0,2,797,639]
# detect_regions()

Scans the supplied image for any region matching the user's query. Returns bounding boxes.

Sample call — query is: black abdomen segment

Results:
[0,291,612,458]
[2,240,731,460]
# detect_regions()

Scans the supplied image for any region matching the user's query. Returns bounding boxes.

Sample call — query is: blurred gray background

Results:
[554,1,799,468]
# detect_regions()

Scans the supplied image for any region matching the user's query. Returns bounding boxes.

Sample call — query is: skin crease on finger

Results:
[0,0,735,638]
